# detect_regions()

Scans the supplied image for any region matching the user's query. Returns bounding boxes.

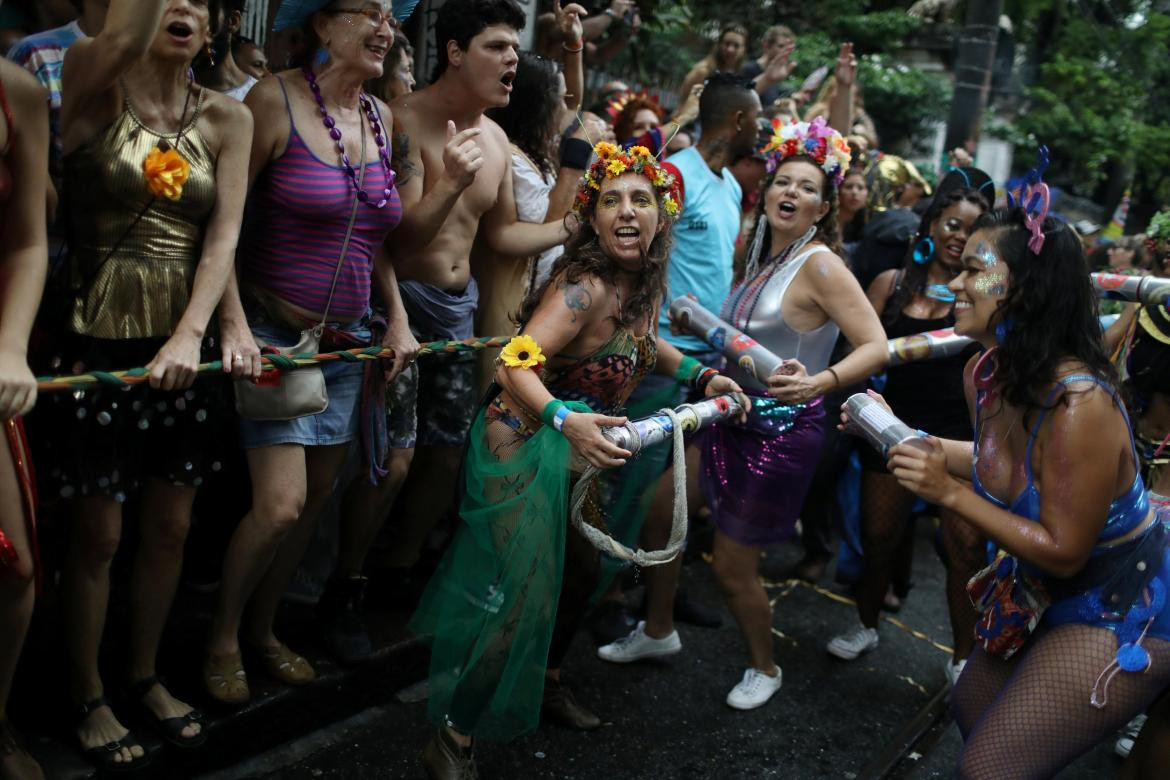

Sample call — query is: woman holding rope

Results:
[0,57,49,780]
[31,0,252,769]
[411,142,747,778]
[205,0,416,705]
[868,199,1170,776]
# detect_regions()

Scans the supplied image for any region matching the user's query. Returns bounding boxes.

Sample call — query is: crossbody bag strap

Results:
[316,113,367,331]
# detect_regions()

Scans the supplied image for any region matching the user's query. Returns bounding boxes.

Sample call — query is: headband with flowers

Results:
[573,142,681,221]
[760,116,852,186]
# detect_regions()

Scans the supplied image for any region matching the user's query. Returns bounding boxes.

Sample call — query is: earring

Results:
[205,42,215,67]
[912,236,935,265]
[314,46,330,68]
[995,317,1013,344]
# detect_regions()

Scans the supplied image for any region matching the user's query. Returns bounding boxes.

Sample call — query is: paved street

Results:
[184,519,1121,779]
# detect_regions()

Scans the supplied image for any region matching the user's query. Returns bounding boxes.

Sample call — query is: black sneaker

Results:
[587,600,636,646]
[318,575,374,665]
[673,588,723,629]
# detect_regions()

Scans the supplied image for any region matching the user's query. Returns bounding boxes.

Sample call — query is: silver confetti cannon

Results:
[668,296,785,389]
[1091,273,1170,308]
[887,327,974,367]
[844,393,931,457]
[603,394,745,457]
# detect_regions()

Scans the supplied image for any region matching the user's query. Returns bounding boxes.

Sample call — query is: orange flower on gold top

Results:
[143,147,190,201]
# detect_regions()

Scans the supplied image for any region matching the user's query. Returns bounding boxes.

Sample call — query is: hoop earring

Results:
[912,236,934,265]
[314,46,330,68]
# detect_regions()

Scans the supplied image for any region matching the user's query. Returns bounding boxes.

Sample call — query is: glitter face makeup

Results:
[974,273,1007,297]
[976,240,998,270]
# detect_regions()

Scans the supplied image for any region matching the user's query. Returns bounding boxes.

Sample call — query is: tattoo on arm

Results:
[391,132,419,187]
[559,280,592,323]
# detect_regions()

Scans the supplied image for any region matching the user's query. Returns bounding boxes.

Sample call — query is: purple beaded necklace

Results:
[302,66,396,209]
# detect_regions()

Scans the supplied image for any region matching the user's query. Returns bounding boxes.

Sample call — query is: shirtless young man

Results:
[354,0,570,595]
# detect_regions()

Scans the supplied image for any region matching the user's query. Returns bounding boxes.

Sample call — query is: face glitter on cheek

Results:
[974,273,1006,297]
[975,241,998,270]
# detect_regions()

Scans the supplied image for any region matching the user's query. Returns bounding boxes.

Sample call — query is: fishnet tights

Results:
[939,510,985,660]
[953,624,1170,779]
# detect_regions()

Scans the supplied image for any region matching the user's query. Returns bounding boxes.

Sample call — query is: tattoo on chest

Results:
[391,132,418,186]
[559,280,592,323]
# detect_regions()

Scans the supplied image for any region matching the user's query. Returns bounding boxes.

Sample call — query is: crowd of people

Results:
[0,1,1168,778]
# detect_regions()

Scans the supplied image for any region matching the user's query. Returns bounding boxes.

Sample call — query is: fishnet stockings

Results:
[953,625,1170,779]
[857,470,918,628]
[939,509,985,660]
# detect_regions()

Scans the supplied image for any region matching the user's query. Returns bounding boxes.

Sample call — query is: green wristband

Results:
[541,399,567,428]
[674,356,702,384]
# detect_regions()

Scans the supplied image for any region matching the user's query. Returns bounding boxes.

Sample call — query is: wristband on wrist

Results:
[563,40,583,52]
[604,8,618,19]
[541,399,566,429]
[694,367,719,392]
[825,366,840,391]
[674,355,702,385]
[560,136,593,170]
[552,404,573,432]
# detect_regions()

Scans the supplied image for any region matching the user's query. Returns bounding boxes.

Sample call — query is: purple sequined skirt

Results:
[699,395,826,547]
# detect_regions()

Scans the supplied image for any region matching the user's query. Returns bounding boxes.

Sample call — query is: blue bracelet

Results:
[552,404,573,432]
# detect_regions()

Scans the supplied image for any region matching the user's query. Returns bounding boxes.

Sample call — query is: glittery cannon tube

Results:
[887,327,974,367]
[602,394,745,457]
[668,296,785,382]
[1091,273,1170,308]
[844,393,932,458]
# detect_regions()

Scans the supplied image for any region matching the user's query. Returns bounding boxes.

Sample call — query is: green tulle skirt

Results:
[409,401,589,741]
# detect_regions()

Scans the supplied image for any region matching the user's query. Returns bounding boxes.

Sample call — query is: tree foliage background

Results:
[609,0,1170,229]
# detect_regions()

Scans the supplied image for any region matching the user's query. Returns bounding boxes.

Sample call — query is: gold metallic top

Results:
[65,89,216,339]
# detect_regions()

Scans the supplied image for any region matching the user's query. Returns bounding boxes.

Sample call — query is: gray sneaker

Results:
[597,620,681,663]
[826,624,879,660]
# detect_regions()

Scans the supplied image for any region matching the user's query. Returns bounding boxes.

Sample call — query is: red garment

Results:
[0,419,39,590]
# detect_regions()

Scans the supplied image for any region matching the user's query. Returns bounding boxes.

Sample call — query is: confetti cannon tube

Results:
[603,394,745,457]
[1091,273,1170,307]
[887,328,974,367]
[844,393,932,457]
[667,296,785,386]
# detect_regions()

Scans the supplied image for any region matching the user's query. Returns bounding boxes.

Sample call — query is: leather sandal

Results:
[76,696,151,773]
[203,652,250,706]
[129,675,207,748]
[250,642,315,685]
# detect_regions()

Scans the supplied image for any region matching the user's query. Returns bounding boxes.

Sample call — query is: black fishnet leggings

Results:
[953,624,1170,779]
[858,470,984,659]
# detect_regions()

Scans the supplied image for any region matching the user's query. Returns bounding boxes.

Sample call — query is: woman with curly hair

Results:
[411,143,747,776]
[873,204,1170,777]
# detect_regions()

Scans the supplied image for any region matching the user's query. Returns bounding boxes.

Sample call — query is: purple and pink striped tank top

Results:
[240,76,401,322]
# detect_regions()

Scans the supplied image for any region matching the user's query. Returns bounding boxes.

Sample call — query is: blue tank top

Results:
[972,374,1149,545]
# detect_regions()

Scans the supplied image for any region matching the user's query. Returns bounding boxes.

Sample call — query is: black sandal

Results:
[129,676,208,749]
[76,695,152,772]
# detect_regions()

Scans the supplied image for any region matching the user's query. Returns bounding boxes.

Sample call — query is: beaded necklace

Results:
[728,226,817,329]
[302,66,395,208]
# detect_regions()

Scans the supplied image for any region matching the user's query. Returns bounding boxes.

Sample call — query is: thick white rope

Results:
[569,406,689,567]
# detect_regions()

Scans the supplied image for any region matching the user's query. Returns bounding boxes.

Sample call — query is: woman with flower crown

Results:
[410,143,748,777]
[30,0,252,769]
[699,116,887,710]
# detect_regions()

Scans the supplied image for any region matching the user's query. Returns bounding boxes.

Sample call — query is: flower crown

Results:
[760,116,851,186]
[574,142,681,220]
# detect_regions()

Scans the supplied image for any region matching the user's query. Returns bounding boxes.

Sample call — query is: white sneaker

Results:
[826,624,879,660]
[597,621,681,663]
[1115,713,1147,758]
[725,667,783,710]
[945,657,968,687]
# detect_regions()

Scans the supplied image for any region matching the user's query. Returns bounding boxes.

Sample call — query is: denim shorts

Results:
[236,316,371,449]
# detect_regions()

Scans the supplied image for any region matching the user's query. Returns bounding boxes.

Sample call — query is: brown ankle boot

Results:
[422,727,477,780]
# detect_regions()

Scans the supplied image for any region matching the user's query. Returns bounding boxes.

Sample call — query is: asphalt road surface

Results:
[205,520,1120,779]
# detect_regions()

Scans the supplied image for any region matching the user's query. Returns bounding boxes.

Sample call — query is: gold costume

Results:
[65,90,216,339]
